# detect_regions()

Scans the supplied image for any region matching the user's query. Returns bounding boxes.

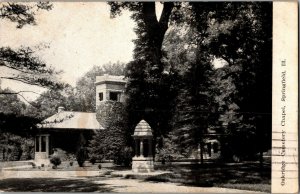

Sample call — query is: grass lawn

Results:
[8,161,106,171]
[0,161,34,168]
[145,161,271,193]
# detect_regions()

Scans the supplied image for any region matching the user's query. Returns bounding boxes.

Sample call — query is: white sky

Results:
[0,2,140,101]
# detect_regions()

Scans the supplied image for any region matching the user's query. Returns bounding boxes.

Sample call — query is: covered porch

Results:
[35,109,103,166]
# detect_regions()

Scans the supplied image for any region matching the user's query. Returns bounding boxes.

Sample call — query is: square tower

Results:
[95,74,126,107]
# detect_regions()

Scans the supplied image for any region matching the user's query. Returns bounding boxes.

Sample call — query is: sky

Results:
[0,2,143,101]
[0,2,222,102]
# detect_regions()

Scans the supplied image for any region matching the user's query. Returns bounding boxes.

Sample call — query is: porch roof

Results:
[37,111,103,130]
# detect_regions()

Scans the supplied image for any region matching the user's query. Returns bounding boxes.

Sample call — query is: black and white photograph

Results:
[0,1,298,193]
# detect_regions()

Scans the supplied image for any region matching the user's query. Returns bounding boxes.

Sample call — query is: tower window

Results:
[99,93,103,101]
[109,92,120,101]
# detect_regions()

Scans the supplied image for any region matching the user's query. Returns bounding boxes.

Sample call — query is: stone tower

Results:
[95,74,126,107]
[95,74,126,128]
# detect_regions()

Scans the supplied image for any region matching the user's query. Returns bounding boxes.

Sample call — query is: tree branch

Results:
[0,76,49,88]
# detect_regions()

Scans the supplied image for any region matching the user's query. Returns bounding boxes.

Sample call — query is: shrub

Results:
[89,102,128,164]
[0,133,34,161]
[52,148,75,161]
[116,146,133,166]
[98,164,102,169]
[50,156,61,168]
[90,157,96,165]
[156,148,173,164]
[76,147,87,167]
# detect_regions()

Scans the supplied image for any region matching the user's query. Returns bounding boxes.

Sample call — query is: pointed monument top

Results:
[133,120,153,137]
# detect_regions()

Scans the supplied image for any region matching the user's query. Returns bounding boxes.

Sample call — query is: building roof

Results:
[133,120,153,137]
[38,111,104,131]
[95,74,126,85]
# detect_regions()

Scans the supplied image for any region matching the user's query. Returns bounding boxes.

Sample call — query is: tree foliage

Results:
[0,132,34,161]
[205,2,272,159]
[25,86,73,120]
[0,87,26,115]
[89,101,132,166]
[109,3,178,148]
[0,46,64,90]
[110,2,272,162]
[0,2,64,99]
[0,2,52,28]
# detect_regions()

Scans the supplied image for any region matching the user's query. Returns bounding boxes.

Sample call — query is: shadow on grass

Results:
[147,161,271,192]
[0,177,114,192]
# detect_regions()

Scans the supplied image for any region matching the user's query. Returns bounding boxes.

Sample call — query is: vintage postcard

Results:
[0,1,298,193]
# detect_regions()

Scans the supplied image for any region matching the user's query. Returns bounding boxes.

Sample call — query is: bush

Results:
[156,148,173,164]
[89,102,128,164]
[90,157,96,165]
[98,164,102,169]
[50,156,61,168]
[115,146,133,166]
[0,133,34,161]
[52,148,75,162]
[76,147,87,167]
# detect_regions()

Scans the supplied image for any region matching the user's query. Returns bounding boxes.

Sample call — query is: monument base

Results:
[34,152,50,166]
[34,159,50,166]
[132,156,154,173]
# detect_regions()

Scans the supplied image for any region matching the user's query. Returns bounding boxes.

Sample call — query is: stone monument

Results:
[132,120,154,173]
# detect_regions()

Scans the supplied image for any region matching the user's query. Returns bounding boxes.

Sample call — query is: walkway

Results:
[0,170,263,193]
[94,177,261,193]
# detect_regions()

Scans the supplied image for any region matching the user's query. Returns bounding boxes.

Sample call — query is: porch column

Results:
[46,135,49,158]
[39,136,42,152]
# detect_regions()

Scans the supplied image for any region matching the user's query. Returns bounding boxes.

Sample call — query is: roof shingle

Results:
[38,111,103,130]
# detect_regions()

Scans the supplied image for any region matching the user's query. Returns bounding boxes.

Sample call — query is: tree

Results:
[202,2,272,162]
[109,2,272,165]
[25,88,69,120]
[0,87,26,115]
[0,2,64,97]
[109,2,174,70]
[0,132,34,161]
[0,2,52,28]
[0,46,64,91]
[109,3,180,150]
[89,101,131,166]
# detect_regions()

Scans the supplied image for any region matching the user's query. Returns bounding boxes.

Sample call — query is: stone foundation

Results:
[132,156,154,173]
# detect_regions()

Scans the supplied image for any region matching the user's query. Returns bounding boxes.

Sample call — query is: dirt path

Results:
[0,170,263,193]
[93,177,262,193]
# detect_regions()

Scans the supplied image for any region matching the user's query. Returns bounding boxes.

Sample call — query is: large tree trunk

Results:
[141,2,174,69]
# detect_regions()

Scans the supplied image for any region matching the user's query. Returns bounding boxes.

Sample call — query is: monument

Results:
[132,120,154,173]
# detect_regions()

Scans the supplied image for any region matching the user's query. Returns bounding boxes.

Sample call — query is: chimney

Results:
[58,106,65,113]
